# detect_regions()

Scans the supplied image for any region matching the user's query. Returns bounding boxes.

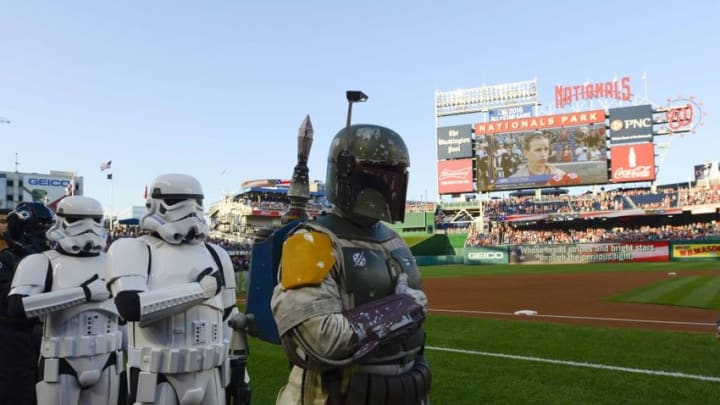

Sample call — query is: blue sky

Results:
[1,1,718,215]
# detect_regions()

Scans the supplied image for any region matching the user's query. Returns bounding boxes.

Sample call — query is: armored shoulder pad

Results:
[11,253,50,289]
[280,231,335,289]
[105,237,151,280]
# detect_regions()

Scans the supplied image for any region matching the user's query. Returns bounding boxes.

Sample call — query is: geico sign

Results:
[468,251,504,260]
[27,178,70,187]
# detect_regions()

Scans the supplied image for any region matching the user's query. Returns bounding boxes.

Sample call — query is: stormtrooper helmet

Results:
[47,196,107,254]
[141,173,208,244]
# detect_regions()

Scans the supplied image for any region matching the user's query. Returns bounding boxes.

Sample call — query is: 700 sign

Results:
[667,104,693,131]
[662,96,706,135]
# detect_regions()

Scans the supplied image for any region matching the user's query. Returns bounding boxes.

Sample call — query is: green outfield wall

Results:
[417,240,720,266]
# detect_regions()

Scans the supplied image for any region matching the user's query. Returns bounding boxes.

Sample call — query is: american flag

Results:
[100,160,112,171]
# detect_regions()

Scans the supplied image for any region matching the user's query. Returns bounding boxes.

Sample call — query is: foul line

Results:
[430,308,716,327]
[426,346,720,382]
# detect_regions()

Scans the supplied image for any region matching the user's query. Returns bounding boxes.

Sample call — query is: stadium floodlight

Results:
[345,90,368,130]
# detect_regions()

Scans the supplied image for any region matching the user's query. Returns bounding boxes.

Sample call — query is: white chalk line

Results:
[430,308,716,327]
[426,345,720,382]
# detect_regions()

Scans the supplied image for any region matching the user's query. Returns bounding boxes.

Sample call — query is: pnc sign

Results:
[610,117,652,132]
[608,105,654,144]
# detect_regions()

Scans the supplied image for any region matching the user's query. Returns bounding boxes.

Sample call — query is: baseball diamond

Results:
[423,269,720,333]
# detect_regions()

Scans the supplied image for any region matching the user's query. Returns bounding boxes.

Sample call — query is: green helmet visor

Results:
[347,163,408,223]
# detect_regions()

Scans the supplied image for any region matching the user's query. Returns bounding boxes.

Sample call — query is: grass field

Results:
[245,261,720,404]
[420,260,720,278]
[610,274,720,310]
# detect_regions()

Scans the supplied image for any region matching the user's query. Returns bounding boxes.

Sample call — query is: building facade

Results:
[0,170,83,210]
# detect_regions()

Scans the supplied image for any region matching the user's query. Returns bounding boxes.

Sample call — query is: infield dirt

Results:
[424,270,720,333]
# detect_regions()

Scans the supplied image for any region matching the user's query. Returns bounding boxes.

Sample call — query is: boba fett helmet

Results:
[325,124,409,223]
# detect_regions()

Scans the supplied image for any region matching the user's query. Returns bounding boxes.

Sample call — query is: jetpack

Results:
[245,115,314,345]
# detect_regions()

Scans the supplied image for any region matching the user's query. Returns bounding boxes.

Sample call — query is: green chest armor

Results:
[313,214,422,307]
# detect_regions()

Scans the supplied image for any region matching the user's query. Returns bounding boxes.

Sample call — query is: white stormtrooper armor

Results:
[8,196,122,405]
[105,174,236,405]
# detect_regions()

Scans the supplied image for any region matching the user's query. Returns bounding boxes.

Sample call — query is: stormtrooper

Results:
[105,173,236,405]
[8,196,122,405]
[272,124,431,404]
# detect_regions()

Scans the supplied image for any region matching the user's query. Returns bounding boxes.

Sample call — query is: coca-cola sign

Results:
[610,143,655,183]
[614,165,653,179]
[438,158,474,194]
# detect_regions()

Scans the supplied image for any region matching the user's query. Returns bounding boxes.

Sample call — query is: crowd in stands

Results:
[108,226,142,241]
[239,192,331,213]
[106,225,251,272]
[679,187,720,206]
[479,189,637,217]
[104,184,719,258]
[465,222,720,247]
[439,184,720,247]
[452,185,720,219]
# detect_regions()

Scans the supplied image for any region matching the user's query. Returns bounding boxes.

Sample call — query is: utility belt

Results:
[39,350,121,389]
[326,355,431,405]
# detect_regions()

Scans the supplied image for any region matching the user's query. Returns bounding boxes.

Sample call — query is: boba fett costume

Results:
[271,124,431,405]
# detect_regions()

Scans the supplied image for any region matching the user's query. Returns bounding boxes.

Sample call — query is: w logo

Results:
[352,252,367,267]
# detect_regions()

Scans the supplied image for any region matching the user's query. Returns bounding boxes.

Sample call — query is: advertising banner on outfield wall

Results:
[464,246,509,264]
[437,124,473,160]
[671,242,720,260]
[508,242,669,264]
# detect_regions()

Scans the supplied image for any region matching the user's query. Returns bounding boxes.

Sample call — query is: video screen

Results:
[476,124,608,191]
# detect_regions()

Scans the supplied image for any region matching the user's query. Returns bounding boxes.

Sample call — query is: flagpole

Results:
[101,160,114,233]
[110,171,114,233]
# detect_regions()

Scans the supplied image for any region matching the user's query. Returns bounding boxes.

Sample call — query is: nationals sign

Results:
[555,77,632,109]
[610,143,655,183]
[438,158,474,194]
